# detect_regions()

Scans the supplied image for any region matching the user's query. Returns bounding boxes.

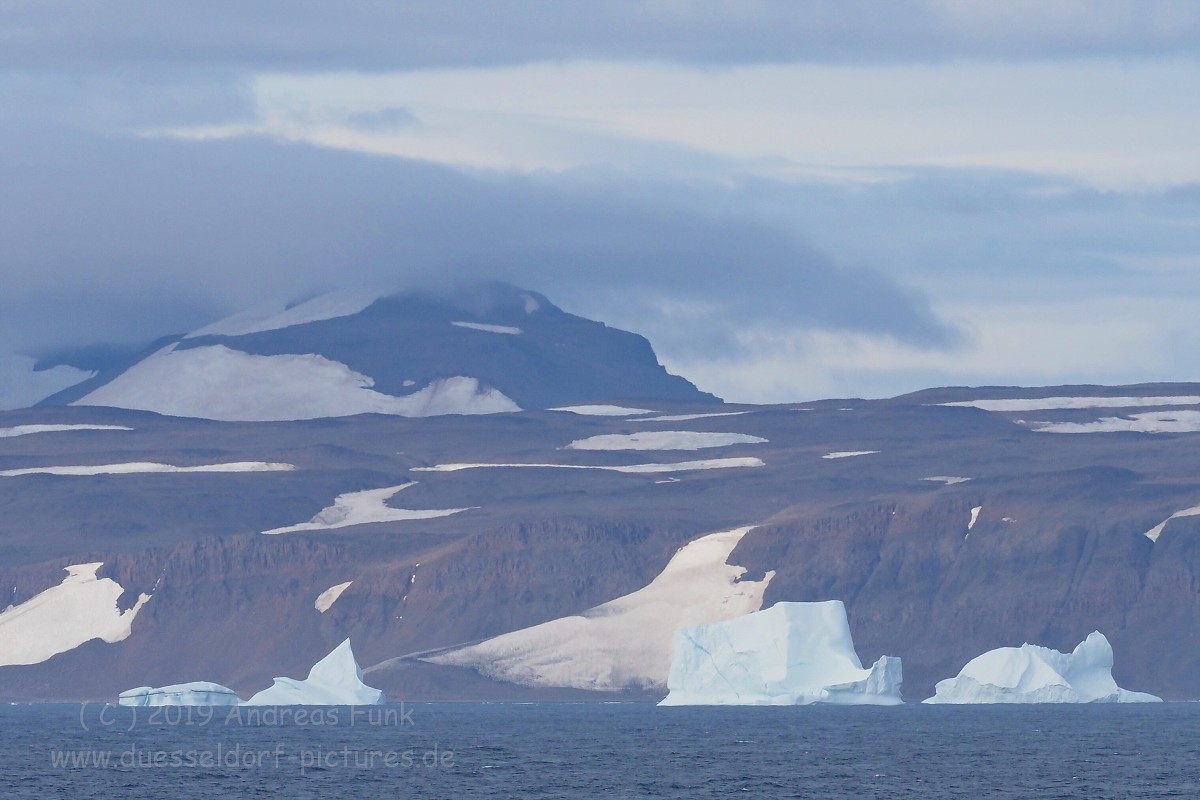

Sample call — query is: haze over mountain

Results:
[2,289,1199,704]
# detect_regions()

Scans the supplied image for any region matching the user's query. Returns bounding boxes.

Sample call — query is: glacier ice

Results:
[244,639,384,705]
[923,631,1161,704]
[117,639,384,706]
[658,600,902,706]
[119,682,241,707]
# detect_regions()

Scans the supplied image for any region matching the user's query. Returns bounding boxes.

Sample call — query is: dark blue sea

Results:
[3,702,1199,798]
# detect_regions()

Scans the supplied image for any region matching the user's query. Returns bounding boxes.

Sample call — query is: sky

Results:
[3,1,1200,407]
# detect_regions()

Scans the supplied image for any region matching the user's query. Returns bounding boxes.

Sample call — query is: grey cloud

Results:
[2,1,1199,72]
[0,123,957,360]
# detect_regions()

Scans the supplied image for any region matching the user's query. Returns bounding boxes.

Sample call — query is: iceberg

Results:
[923,631,1161,704]
[244,639,384,705]
[117,639,384,706]
[659,601,902,706]
[118,682,241,707]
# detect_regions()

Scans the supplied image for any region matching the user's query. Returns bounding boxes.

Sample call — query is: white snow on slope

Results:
[659,601,903,706]
[315,582,353,613]
[262,483,469,535]
[450,321,522,335]
[941,395,1200,412]
[413,457,764,474]
[566,431,767,451]
[633,411,750,422]
[74,344,519,421]
[549,405,655,416]
[0,424,132,438]
[924,476,971,485]
[426,528,774,691]
[822,450,879,459]
[245,639,384,705]
[0,353,93,411]
[924,632,1160,704]
[0,563,151,667]
[1,461,293,477]
[185,290,377,338]
[1144,505,1200,542]
[1034,410,1200,434]
[968,506,982,531]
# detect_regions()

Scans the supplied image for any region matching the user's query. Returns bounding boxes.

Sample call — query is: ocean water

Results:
[3,702,1199,798]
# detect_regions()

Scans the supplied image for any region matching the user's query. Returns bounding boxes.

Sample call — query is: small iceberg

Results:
[119,681,241,707]
[923,631,1161,704]
[117,639,384,706]
[659,601,902,706]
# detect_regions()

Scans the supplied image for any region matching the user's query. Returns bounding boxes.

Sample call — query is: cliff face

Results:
[5,384,1200,701]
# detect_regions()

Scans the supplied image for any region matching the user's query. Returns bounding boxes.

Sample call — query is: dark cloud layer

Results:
[0,123,955,356]
[3,1,1198,72]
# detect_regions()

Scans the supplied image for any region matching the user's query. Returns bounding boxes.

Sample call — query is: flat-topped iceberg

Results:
[117,639,384,706]
[119,681,241,707]
[923,631,1161,704]
[244,639,383,705]
[659,601,902,706]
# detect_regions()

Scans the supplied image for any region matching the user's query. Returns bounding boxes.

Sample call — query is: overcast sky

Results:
[3,1,1200,406]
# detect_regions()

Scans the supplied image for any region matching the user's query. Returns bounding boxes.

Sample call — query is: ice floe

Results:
[119,682,242,707]
[450,321,522,334]
[822,450,879,459]
[0,424,132,438]
[1144,505,1200,542]
[413,457,764,474]
[75,344,519,421]
[632,411,750,422]
[426,528,773,691]
[1,461,293,477]
[1033,410,1200,434]
[941,395,1200,412]
[315,582,353,613]
[261,483,469,535]
[548,404,655,416]
[924,632,1160,704]
[923,476,972,485]
[565,431,767,451]
[659,601,903,706]
[0,563,151,667]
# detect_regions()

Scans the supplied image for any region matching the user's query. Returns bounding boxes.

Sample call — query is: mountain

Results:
[39,282,717,420]
[4,294,1200,703]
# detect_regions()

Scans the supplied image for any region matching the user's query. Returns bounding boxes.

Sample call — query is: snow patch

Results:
[0,424,132,438]
[74,344,519,421]
[522,294,540,313]
[1144,505,1200,542]
[426,527,773,691]
[262,483,469,535]
[659,601,903,706]
[923,476,971,485]
[633,411,750,422]
[450,321,522,335]
[1,461,293,477]
[1034,410,1200,434]
[549,404,655,416]
[185,290,377,338]
[822,450,879,459]
[968,506,982,531]
[924,632,1160,704]
[0,563,151,667]
[0,353,93,411]
[566,431,767,451]
[413,457,764,474]
[941,395,1200,412]
[315,582,353,613]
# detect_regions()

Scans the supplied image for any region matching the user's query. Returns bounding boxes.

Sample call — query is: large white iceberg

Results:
[117,639,384,706]
[659,601,903,706]
[923,631,1161,704]
[119,682,241,707]
[244,639,384,705]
